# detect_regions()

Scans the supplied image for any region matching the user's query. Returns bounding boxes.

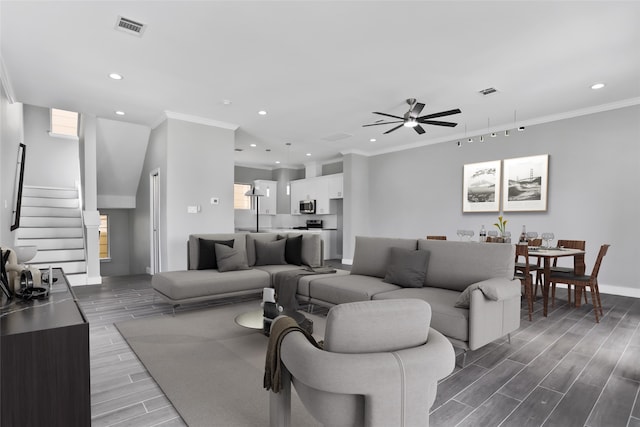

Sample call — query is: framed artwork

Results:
[462,160,501,212]
[502,154,549,212]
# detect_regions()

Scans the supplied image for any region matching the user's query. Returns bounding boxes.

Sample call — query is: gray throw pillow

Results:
[383,247,430,288]
[215,243,249,272]
[255,239,287,266]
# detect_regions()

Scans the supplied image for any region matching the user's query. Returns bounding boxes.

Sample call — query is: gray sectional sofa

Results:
[153,233,520,352]
[151,232,347,307]
[298,237,521,351]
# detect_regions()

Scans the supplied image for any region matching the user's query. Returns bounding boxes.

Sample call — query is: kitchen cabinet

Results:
[328,173,344,199]
[254,180,277,215]
[290,174,342,215]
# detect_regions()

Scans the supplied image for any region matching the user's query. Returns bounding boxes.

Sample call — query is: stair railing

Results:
[10,143,26,231]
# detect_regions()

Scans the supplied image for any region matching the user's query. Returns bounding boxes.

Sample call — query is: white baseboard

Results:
[598,283,640,299]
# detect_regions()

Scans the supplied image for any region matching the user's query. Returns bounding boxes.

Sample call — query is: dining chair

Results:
[545,239,587,304]
[514,244,534,321]
[426,235,447,240]
[549,244,609,323]
[516,241,543,291]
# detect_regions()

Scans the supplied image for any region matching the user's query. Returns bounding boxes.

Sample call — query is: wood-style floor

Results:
[74,274,640,427]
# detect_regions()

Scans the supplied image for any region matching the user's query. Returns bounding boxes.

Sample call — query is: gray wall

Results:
[22,105,80,188]
[0,85,23,246]
[322,161,343,175]
[234,165,273,183]
[99,208,132,276]
[133,118,236,273]
[358,105,640,293]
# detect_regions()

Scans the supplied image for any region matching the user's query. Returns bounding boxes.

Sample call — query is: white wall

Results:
[22,105,80,188]
[342,153,370,262]
[0,84,23,246]
[357,105,640,294]
[132,118,235,274]
[165,118,235,270]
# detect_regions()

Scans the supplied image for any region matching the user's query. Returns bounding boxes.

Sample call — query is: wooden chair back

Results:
[514,244,530,274]
[589,244,610,281]
[426,236,447,240]
[528,238,542,247]
[555,239,586,273]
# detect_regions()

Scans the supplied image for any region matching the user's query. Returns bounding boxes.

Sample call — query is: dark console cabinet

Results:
[0,269,90,427]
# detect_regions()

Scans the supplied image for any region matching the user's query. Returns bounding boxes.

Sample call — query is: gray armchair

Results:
[269,299,455,427]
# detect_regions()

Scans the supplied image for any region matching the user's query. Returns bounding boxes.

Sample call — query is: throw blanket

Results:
[264,316,323,393]
[274,267,337,312]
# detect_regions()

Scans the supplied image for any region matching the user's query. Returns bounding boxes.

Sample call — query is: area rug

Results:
[115,301,324,427]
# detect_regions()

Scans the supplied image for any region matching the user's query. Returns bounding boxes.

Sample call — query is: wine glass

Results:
[541,232,555,248]
[487,230,498,238]
[457,229,465,241]
[464,230,474,241]
[526,231,538,241]
[503,231,511,243]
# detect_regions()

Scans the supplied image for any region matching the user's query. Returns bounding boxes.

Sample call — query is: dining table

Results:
[526,246,586,316]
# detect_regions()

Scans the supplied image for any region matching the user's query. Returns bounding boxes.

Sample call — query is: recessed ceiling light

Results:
[369,138,376,142]
[591,83,605,90]
[222,99,232,105]
[115,111,125,116]
[258,110,267,115]
[250,143,257,147]
[109,73,123,80]
[306,153,312,156]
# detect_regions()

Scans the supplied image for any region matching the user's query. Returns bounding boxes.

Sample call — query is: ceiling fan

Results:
[363,98,461,135]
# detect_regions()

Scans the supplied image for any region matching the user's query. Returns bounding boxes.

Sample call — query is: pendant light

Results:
[285,143,291,195]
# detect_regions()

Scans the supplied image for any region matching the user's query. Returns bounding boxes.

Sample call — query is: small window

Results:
[234,184,251,210]
[99,214,110,260]
[50,108,79,138]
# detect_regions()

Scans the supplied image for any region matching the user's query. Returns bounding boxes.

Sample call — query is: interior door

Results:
[150,169,161,274]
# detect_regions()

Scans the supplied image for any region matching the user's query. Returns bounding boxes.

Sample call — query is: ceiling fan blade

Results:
[418,119,459,127]
[410,102,425,118]
[417,108,462,120]
[383,124,405,134]
[373,112,404,120]
[362,121,403,127]
[414,125,426,135]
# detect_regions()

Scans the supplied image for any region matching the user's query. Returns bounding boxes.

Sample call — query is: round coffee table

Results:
[235,308,307,330]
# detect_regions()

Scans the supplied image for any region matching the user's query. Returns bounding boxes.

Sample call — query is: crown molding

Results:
[366,97,640,157]
[0,55,16,104]
[340,149,371,157]
[151,110,239,131]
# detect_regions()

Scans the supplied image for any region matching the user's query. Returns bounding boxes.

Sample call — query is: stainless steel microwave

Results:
[299,200,316,214]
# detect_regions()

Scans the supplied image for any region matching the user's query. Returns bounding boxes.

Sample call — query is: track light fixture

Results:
[455,111,525,148]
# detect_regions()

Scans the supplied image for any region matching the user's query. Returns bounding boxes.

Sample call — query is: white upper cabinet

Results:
[289,173,343,215]
[254,180,277,215]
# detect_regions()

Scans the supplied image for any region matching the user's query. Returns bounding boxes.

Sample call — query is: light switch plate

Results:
[187,205,199,213]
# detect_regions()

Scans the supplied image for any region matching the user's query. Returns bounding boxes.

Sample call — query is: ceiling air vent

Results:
[321,132,352,142]
[115,16,147,37]
[479,87,498,96]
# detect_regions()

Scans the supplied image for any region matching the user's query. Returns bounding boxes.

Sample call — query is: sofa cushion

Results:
[255,239,287,266]
[253,264,307,287]
[383,247,430,288]
[350,236,418,278]
[278,234,303,266]
[309,274,400,305]
[297,233,322,268]
[246,234,279,266]
[323,299,431,353]
[196,238,234,270]
[296,269,351,298]
[417,239,515,292]
[188,234,246,270]
[215,243,250,272]
[373,287,469,343]
[152,269,269,301]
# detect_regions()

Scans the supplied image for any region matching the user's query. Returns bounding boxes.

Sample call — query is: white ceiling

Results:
[2,1,639,169]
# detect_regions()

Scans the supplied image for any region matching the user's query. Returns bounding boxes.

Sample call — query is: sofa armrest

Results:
[475,277,521,301]
[468,278,521,350]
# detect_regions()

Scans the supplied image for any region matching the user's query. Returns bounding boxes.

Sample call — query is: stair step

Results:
[15,238,84,250]
[17,227,83,239]
[22,186,78,199]
[20,217,82,227]
[21,196,79,209]
[28,260,86,275]
[21,206,81,218]
[31,249,85,263]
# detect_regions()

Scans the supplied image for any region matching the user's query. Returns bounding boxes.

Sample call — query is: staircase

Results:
[15,185,87,286]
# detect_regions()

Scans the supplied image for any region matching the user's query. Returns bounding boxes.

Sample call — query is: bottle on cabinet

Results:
[479,225,486,242]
